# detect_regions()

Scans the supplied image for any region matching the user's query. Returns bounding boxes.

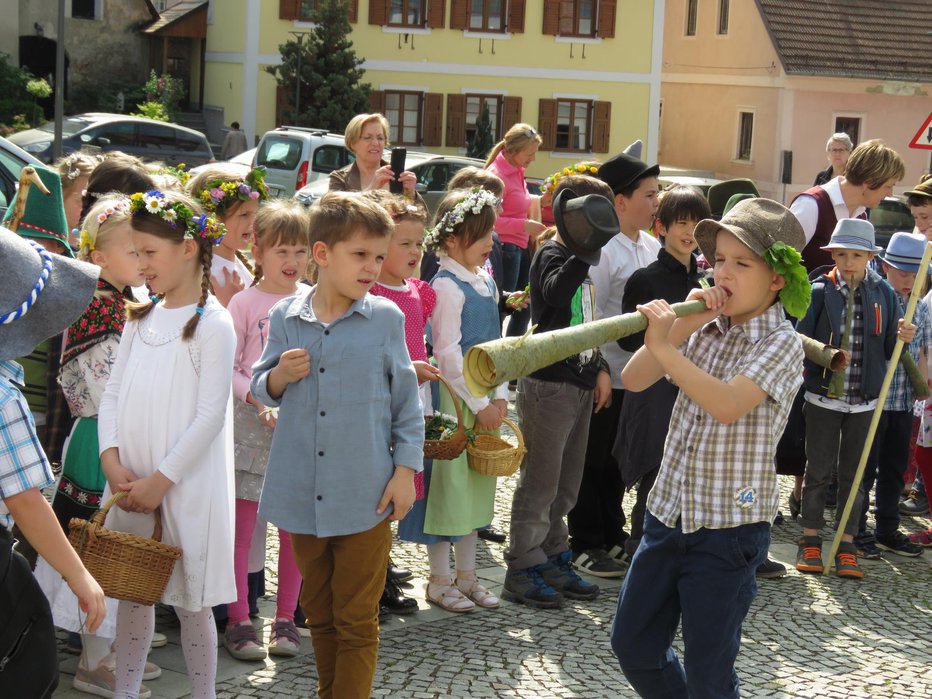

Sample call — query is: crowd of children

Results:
[1,117,930,699]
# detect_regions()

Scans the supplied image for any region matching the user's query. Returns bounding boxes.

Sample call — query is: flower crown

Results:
[162,162,191,187]
[129,190,227,246]
[424,187,500,252]
[763,241,811,318]
[540,162,601,195]
[196,167,269,216]
[78,198,131,254]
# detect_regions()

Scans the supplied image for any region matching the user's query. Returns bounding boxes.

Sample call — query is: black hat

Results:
[553,188,619,267]
[597,151,660,196]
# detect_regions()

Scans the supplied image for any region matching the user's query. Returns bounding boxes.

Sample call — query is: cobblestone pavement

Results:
[55,394,932,698]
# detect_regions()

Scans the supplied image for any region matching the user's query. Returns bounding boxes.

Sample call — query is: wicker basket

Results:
[467,417,526,478]
[68,492,182,606]
[423,375,469,461]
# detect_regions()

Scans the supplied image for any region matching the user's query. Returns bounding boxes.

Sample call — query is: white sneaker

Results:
[150,631,168,648]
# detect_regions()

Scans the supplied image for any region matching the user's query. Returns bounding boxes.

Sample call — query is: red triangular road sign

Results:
[909,112,932,150]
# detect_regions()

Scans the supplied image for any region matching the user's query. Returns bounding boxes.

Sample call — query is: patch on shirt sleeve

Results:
[734,486,757,509]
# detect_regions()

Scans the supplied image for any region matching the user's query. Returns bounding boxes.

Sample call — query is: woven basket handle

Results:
[94,491,164,542]
[499,416,525,453]
[435,374,466,441]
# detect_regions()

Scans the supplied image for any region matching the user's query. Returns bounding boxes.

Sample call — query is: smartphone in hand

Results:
[389,147,406,194]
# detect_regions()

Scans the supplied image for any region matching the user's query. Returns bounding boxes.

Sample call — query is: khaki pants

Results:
[291,519,392,699]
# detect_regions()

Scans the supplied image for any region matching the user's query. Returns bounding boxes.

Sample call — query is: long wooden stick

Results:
[824,241,932,573]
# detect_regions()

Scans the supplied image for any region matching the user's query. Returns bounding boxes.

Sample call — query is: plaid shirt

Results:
[885,294,931,411]
[0,361,54,529]
[838,280,865,404]
[647,303,803,533]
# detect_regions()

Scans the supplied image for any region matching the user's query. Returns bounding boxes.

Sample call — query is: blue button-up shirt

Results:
[251,287,424,537]
[0,361,53,529]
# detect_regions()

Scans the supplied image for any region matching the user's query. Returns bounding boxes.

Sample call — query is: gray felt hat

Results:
[695,198,805,262]
[0,227,99,361]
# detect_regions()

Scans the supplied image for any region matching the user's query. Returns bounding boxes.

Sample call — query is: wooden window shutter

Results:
[427,0,446,28]
[347,0,358,23]
[422,93,443,147]
[368,0,387,25]
[450,0,468,29]
[502,96,522,131]
[508,0,526,33]
[557,0,575,35]
[542,0,560,35]
[446,94,466,147]
[597,0,616,38]
[592,101,611,152]
[538,99,557,151]
[369,90,385,115]
[279,0,300,20]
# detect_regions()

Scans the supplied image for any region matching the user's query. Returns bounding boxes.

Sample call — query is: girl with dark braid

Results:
[98,189,237,699]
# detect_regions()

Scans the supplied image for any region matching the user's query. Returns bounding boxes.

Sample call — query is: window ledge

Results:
[463,30,512,40]
[381,25,433,35]
[730,158,754,166]
[291,21,316,29]
[554,36,602,45]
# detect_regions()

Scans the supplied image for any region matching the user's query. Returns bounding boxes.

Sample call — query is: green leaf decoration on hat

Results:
[763,241,810,318]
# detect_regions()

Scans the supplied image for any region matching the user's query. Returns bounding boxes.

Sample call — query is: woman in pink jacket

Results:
[485,123,546,336]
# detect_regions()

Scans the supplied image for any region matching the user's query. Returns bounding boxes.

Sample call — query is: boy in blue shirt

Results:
[251,192,424,699]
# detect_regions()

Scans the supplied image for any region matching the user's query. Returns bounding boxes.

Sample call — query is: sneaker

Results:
[98,653,161,682]
[149,631,168,649]
[571,549,625,578]
[477,526,507,544]
[834,542,864,579]
[899,489,930,516]
[502,566,564,609]
[795,535,824,574]
[876,530,924,557]
[538,551,600,600]
[223,621,267,661]
[73,665,151,699]
[605,544,631,569]
[755,558,787,579]
[856,539,882,560]
[907,527,932,548]
[268,619,302,658]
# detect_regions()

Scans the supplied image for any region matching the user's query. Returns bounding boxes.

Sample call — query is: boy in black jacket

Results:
[503,175,614,608]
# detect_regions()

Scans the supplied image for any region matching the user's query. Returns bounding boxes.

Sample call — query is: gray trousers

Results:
[506,376,593,570]
[800,401,872,537]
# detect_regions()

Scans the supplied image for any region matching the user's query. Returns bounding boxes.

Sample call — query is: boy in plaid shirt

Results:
[610,199,807,697]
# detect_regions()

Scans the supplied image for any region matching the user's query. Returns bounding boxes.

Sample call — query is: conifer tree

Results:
[467,103,494,159]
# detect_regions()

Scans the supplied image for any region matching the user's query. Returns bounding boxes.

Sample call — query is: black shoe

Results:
[388,561,413,584]
[477,526,507,544]
[379,604,391,623]
[876,530,924,557]
[382,575,418,615]
[756,558,787,579]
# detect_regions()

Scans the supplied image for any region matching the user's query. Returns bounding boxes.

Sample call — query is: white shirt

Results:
[588,230,662,388]
[432,257,509,414]
[790,177,866,246]
[211,254,254,288]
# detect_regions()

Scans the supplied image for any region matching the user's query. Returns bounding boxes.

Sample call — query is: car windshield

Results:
[37,116,95,137]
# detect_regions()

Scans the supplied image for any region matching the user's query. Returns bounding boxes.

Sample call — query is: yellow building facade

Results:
[204,0,663,179]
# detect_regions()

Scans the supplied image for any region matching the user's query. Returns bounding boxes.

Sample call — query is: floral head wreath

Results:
[162,162,191,187]
[540,162,601,195]
[762,241,811,318]
[423,187,500,252]
[196,167,270,216]
[129,190,227,246]
[78,197,131,255]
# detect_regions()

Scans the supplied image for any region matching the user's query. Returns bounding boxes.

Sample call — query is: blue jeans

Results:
[501,242,530,336]
[610,512,769,699]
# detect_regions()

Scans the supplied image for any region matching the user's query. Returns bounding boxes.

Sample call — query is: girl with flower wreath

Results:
[33,195,163,696]
[98,190,237,699]
[416,187,508,613]
[187,164,270,307]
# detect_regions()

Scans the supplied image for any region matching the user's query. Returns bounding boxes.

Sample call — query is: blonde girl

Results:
[99,190,236,699]
[419,188,508,613]
[188,165,270,306]
[54,151,101,237]
[223,200,309,661]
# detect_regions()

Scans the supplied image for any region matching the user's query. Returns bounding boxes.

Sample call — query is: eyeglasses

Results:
[828,147,850,154]
[523,128,538,139]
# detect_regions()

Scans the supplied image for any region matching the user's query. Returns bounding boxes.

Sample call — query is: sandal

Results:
[908,527,932,548]
[455,571,500,609]
[426,575,476,613]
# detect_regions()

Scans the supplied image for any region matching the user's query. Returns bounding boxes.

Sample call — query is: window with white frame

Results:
[556,99,593,152]
[736,110,754,161]
[559,0,598,38]
[384,90,423,145]
[469,0,506,32]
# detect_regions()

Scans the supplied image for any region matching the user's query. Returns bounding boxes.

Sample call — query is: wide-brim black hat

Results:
[0,227,99,361]
[553,188,619,267]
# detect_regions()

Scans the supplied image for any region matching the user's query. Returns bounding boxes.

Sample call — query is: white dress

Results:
[97,297,237,611]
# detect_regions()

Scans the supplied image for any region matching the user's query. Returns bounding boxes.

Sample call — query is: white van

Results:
[254,127,352,197]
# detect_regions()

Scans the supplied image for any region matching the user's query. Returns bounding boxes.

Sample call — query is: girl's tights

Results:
[427,530,478,576]
[114,602,218,699]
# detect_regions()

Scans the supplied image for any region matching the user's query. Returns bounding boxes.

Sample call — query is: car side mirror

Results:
[415,183,427,193]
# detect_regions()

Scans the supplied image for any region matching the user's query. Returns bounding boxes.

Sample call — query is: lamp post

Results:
[52,0,65,160]
[289,31,310,124]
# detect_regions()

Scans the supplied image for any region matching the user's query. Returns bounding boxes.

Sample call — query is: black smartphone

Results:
[389,146,406,194]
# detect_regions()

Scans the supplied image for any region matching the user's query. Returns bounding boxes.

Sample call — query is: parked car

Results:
[869,195,915,249]
[255,127,352,198]
[8,113,214,167]
[294,153,486,217]
[0,136,44,219]
[658,166,724,196]
[188,147,256,177]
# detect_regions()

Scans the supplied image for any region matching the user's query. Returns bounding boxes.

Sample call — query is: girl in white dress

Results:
[99,190,236,699]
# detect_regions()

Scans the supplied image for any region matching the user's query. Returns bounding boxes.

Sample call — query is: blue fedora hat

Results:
[879,231,927,273]
[820,218,882,254]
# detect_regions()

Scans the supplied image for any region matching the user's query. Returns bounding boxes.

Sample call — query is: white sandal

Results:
[455,571,500,609]
[426,575,476,613]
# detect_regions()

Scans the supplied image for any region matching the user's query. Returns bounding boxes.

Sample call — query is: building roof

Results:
[143,1,208,36]
[755,0,932,82]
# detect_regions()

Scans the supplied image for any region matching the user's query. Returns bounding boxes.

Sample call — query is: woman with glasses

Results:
[329,113,418,200]
[814,132,854,186]
[484,123,547,337]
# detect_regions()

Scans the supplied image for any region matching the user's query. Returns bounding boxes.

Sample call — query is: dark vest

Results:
[794,186,868,274]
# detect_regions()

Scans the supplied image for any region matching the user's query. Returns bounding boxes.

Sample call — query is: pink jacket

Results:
[486,151,531,248]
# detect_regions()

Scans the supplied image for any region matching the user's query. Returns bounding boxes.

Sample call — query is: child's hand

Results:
[593,370,613,413]
[210,267,245,307]
[274,348,311,385]
[637,299,678,350]
[118,472,173,514]
[376,466,416,521]
[505,287,530,310]
[476,403,503,432]
[414,360,441,383]
[898,319,917,344]
[492,398,508,419]
[66,570,107,634]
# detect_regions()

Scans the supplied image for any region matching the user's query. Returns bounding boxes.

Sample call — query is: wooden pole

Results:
[824,241,932,573]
